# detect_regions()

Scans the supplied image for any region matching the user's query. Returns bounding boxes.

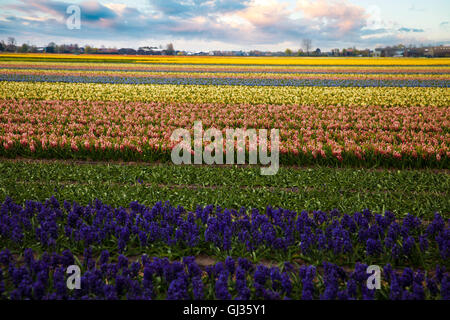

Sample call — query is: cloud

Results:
[398,27,424,33]
[296,0,367,35]
[5,0,121,23]
[361,28,388,36]
[80,1,118,22]
[408,5,426,12]
[0,0,445,50]
[237,0,290,28]
[149,0,250,17]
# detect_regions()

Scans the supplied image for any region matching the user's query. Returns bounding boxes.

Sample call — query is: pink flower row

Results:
[0,63,448,74]
[0,99,448,161]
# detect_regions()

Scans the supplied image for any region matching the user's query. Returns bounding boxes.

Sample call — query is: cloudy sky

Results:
[0,0,449,51]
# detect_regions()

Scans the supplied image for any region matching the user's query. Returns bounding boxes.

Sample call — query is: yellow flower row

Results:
[1,53,450,66]
[0,81,448,107]
[1,60,449,72]
[2,68,448,80]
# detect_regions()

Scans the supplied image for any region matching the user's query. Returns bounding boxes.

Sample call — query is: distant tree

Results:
[297,48,304,56]
[7,37,17,52]
[19,43,30,53]
[302,39,312,56]
[0,40,5,52]
[46,42,56,53]
[7,37,16,46]
[284,48,293,56]
[85,45,96,54]
[166,43,175,55]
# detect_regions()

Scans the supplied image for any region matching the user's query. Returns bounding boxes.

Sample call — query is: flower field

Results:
[0,58,449,168]
[0,197,448,300]
[0,98,448,167]
[0,54,448,300]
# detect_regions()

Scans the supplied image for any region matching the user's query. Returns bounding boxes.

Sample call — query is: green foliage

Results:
[0,160,448,218]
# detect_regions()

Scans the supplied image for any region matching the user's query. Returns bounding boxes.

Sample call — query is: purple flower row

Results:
[0,197,448,266]
[1,74,449,87]
[0,248,448,300]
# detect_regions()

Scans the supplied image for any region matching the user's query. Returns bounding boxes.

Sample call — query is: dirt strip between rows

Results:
[1,157,449,174]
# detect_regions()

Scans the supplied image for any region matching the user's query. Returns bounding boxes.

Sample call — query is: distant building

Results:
[118,48,136,55]
[194,52,208,56]
[359,49,371,57]
[427,46,450,57]
[405,47,425,57]
[393,49,404,57]
[342,48,354,56]
[248,50,263,56]
[98,48,118,54]
[374,47,404,57]
[137,46,163,55]
[404,46,450,57]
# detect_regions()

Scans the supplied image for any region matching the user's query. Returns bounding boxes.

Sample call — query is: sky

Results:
[0,0,449,51]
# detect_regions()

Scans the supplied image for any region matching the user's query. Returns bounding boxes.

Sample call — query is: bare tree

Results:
[6,37,17,52]
[7,37,16,46]
[302,39,312,56]
[166,43,175,55]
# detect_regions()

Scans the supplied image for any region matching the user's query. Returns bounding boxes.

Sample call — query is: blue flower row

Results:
[0,197,448,266]
[1,66,448,75]
[0,248,448,300]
